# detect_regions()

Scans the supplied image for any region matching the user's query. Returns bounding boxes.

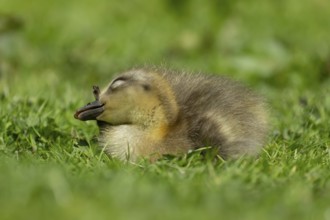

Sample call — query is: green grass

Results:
[0,0,330,219]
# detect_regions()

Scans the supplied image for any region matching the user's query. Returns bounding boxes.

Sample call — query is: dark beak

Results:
[74,100,104,121]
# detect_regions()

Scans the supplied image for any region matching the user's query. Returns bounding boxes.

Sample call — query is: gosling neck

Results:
[130,104,177,138]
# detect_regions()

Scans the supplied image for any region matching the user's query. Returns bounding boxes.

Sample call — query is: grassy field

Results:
[0,0,330,219]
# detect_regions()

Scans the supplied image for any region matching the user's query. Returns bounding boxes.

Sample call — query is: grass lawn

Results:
[0,0,330,219]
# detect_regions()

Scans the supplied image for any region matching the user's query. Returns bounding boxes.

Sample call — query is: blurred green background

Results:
[1,0,330,90]
[0,0,330,220]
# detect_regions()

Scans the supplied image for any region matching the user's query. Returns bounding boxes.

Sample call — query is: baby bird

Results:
[74,68,268,162]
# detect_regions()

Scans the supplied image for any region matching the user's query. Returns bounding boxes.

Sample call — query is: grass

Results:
[0,0,330,219]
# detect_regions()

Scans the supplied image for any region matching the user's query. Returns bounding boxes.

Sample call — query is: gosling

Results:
[74,68,268,162]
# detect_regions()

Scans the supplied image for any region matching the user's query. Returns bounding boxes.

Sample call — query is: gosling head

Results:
[74,70,179,127]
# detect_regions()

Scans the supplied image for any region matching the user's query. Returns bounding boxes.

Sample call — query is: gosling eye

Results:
[110,78,127,90]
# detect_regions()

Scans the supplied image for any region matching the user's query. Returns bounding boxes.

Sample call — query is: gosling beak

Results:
[74,100,104,121]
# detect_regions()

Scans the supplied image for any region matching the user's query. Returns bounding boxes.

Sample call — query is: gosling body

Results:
[75,68,268,162]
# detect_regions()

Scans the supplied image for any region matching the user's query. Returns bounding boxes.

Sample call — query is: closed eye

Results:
[110,77,127,90]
